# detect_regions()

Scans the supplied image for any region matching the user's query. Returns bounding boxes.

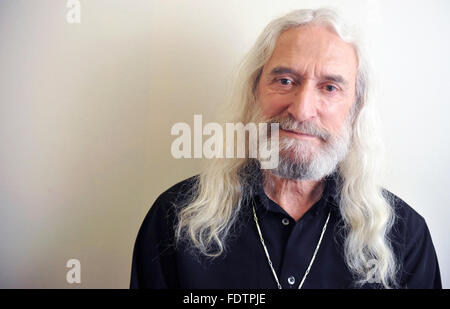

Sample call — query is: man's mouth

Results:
[280,128,317,139]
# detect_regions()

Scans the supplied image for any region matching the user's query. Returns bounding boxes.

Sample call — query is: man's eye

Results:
[325,84,338,92]
[278,78,293,86]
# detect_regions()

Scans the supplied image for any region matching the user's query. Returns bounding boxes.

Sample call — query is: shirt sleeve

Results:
[400,213,442,289]
[130,194,178,289]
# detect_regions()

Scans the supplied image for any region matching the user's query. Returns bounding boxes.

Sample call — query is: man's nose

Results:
[287,82,318,122]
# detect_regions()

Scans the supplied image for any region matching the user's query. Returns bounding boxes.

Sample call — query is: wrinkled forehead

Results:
[265,24,358,81]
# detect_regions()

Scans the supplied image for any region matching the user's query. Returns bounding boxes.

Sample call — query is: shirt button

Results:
[288,276,296,285]
[282,218,290,226]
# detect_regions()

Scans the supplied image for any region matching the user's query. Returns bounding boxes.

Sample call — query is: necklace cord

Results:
[252,206,331,289]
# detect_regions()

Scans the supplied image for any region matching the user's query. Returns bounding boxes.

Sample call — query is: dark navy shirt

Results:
[130,172,441,289]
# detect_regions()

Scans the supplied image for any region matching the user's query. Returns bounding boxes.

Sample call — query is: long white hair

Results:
[174,8,398,288]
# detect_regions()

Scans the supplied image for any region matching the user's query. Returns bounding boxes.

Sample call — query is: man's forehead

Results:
[265,25,358,79]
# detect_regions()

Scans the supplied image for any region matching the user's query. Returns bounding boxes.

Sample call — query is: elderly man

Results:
[130,8,441,289]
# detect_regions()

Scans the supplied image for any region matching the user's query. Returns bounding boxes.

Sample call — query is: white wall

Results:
[0,0,448,288]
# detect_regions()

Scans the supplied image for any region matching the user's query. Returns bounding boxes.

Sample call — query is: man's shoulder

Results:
[155,175,200,205]
[147,175,200,219]
[382,189,429,244]
[137,175,200,235]
[382,189,426,226]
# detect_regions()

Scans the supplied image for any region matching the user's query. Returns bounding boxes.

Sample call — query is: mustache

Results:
[268,115,330,141]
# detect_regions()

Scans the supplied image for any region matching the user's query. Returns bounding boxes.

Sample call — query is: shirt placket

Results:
[279,217,308,289]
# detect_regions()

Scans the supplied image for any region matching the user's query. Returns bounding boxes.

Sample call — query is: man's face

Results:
[256,25,358,179]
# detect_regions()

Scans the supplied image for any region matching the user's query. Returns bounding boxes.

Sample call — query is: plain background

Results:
[0,0,448,288]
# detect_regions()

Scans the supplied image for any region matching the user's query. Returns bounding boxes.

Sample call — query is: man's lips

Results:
[280,128,317,139]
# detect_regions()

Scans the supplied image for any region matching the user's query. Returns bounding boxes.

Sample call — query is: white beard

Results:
[261,116,353,181]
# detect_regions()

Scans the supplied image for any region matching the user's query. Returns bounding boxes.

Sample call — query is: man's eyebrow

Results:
[269,67,300,78]
[323,74,347,85]
[269,66,348,85]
